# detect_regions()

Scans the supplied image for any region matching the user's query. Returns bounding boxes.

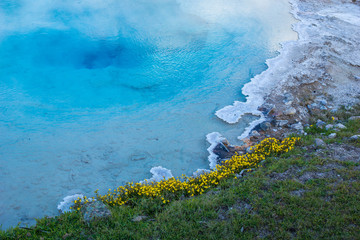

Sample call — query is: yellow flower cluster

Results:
[73,137,300,210]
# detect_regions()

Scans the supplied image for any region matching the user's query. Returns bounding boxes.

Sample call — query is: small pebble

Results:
[259,122,271,131]
[317,99,328,105]
[291,122,303,131]
[315,138,326,147]
[309,103,319,110]
[284,107,297,115]
[325,124,334,130]
[132,216,148,222]
[276,120,289,127]
[350,135,360,141]
[349,116,360,121]
[328,133,336,139]
[251,130,261,137]
[335,123,346,129]
[316,119,326,128]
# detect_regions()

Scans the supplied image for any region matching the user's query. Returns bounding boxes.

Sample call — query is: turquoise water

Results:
[0,0,296,229]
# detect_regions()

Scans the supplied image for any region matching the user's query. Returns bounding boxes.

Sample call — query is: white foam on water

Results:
[142,166,174,183]
[206,132,226,169]
[215,1,300,138]
[215,40,298,125]
[57,194,84,213]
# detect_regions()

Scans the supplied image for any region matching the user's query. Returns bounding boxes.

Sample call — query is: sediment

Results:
[212,0,360,161]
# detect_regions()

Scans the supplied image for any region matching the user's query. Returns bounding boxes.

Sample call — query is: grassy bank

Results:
[1,107,360,239]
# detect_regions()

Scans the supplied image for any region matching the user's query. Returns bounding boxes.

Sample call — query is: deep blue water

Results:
[0,0,296,229]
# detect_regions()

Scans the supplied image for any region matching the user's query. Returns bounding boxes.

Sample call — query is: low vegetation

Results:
[1,106,359,239]
[73,137,299,211]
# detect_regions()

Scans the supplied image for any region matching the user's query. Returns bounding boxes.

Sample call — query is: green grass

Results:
[1,109,360,239]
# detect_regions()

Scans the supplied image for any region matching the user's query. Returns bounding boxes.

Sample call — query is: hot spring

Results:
[0,0,297,228]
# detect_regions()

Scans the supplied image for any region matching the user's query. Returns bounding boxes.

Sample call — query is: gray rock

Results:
[132,216,148,222]
[319,106,327,110]
[213,142,237,160]
[350,135,360,141]
[291,122,303,131]
[284,107,297,116]
[317,99,328,106]
[259,122,271,131]
[221,139,230,146]
[81,201,111,223]
[309,103,319,110]
[235,173,242,178]
[325,124,334,130]
[276,120,289,127]
[315,138,326,147]
[251,130,261,137]
[290,189,307,197]
[328,133,337,139]
[237,168,254,177]
[335,123,346,129]
[349,116,360,121]
[283,93,294,105]
[316,119,326,128]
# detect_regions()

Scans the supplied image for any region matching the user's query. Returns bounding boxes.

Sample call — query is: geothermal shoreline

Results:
[59,0,360,214]
[140,0,360,185]
[213,0,360,145]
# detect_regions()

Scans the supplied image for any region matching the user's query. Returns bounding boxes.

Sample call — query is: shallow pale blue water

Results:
[0,0,297,229]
